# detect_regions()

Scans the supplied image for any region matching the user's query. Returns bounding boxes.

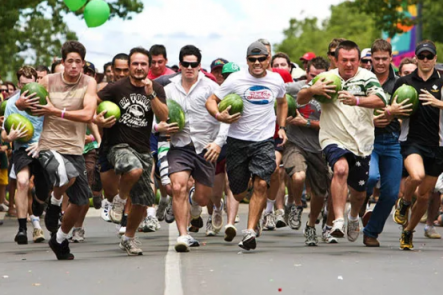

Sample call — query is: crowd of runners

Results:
[1,36,443,260]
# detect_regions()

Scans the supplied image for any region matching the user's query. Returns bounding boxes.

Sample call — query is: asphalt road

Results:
[0,205,442,295]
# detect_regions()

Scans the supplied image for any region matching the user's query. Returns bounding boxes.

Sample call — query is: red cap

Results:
[272,68,293,83]
[300,52,316,61]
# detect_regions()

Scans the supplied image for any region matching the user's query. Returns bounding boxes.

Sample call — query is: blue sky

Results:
[66,0,345,72]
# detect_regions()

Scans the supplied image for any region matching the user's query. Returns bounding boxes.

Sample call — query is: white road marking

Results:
[164,223,183,295]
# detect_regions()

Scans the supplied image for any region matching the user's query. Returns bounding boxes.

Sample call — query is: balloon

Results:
[63,0,86,12]
[84,0,111,28]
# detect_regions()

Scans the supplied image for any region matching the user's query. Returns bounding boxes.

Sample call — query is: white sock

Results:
[30,215,41,229]
[51,192,62,206]
[123,234,132,241]
[348,212,359,221]
[56,228,69,244]
[114,194,126,203]
[147,207,156,217]
[265,199,275,214]
[425,224,433,230]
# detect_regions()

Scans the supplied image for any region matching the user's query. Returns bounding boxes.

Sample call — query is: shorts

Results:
[401,143,443,177]
[274,137,284,152]
[0,169,8,185]
[215,145,227,175]
[83,149,102,192]
[226,137,276,195]
[323,144,371,192]
[108,144,154,206]
[39,151,91,206]
[168,145,216,187]
[283,142,330,197]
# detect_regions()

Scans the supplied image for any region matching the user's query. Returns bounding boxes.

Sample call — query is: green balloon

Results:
[84,0,111,28]
[63,0,86,11]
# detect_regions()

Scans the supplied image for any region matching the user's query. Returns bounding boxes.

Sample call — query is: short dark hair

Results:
[51,60,62,73]
[398,57,417,74]
[3,81,16,91]
[307,57,330,73]
[371,39,392,55]
[328,38,346,52]
[129,47,151,66]
[179,45,202,64]
[61,40,86,61]
[271,52,291,67]
[149,44,168,59]
[112,53,129,67]
[335,40,361,60]
[16,65,37,81]
[103,62,112,73]
[35,65,50,73]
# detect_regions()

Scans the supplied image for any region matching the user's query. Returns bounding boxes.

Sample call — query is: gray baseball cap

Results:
[247,41,268,56]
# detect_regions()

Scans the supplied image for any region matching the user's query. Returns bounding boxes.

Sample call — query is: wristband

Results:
[154,124,158,132]
[215,112,221,119]
[61,108,66,119]
[386,108,391,116]
[90,135,95,142]
[356,97,360,106]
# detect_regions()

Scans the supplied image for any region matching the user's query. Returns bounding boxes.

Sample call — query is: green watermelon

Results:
[166,99,186,131]
[21,82,48,116]
[218,94,243,115]
[97,101,121,120]
[311,72,342,103]
[275,94,297,117]
[4,113,34,143]
[391,85,418,118]
[0,100,7,116]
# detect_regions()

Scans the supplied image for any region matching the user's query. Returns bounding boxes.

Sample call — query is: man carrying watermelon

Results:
[206,41,288,250]
[298,40,387,242]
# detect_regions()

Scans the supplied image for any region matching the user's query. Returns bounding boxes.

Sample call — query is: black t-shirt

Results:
[98,77,166,153]
[392,69,443,147]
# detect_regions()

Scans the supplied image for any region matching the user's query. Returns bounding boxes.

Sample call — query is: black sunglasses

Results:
[248,56,268,63]
[361,59,372,64]
[327,51,335,56]
[181,61,200,68]
[417,54,435,60]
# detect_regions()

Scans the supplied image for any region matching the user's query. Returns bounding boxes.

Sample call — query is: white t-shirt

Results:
[214,70,286,142]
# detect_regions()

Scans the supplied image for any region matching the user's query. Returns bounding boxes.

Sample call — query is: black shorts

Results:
[401,143,443,177]
[12,148,50,202]
[323,144,371,192]
[39,151,91,206]
[274,137,284,152]
[98,151,113,173]
[168,145,215,187]
[226,137,276,195]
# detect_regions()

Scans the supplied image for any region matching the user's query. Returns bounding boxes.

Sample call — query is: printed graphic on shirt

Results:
[119,93,151,128]
[244,85,273,105]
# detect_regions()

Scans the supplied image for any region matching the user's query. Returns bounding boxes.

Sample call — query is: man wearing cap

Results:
[210,58,229,85]
[360,48,372,70]
[300,52,316,70]
[84,61,96,78]
[206,41,288,251]
[391,40,443,250]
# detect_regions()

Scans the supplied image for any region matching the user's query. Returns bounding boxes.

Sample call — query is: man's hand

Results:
[216,106,241,124]
[277,128,287,147]
[286,110,307,126]
[155,121,180,134]
[6,122,28,142]
[15,90,39,111]
[32,96,59,117]
[94,110,116,128]
[338,91,358,106]
[310,77,336,100]
[0,145,8,153]
[387,95,413,117]
[26,142,40,158]
[204,142,221,163]
[374,111,391,128]
[85,134,94,144]
[142,78,154,96]
[419,89,443,108]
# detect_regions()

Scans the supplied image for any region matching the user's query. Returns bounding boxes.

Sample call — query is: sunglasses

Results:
[0,89,7,92]
[417,54,435,60]
[361,59,372,64]
[327,51,335,56]
[248,56,268,63]
[181,61,200,68]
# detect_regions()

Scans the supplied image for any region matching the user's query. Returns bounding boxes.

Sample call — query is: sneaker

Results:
[190,216,203,229]
[119,236,143,256]
[32,228,45,243]
[330,218,345,238]
[212,199,224,232]
[48,235,74,260]
[175,235,200,252]
[322,226,338,244]
[206,217,215,236]
[101,199,112,222]
[263,212,276,231]
[92,196,102,210]
[363,233,380,247]
[235,215,240,224]
[109,197,126,224]
[0,203,9,212]
[15,229,28,245]
[189,187,201,219]
[361,210,372,228]
[424,226,441,239]
[188,225,200,233]
[45,203,62,234]
[224,224,237,242]
[156,197,169,221]
[70,228,85,243]
[303,223,318,246]
[288,205,303,230]
[393,198,410,226]
[141,216,160,233]
[400,230,414,250]
[165,199,175,223]
[238,229,257,251]
[275,208,287,228]
[347,218,360,242]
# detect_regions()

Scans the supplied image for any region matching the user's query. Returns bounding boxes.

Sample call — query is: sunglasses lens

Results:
[418,54,434,60]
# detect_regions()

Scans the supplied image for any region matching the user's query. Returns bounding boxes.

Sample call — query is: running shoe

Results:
[393,198,410,226]
[238,229,256,251]
[400,230,414,250]
[263,211,276,231]
[119,236,143,256]
[303,223,318,246]
[49,235,74,260]
[175,235,200,252]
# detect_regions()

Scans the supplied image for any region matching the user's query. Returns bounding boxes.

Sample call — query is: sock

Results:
[50,192,62,206]
[265,199,275,214]
[147,207,156,217]
[424,224,433,231]
[114,194,125,204]
[121,214,128,227]
[56,228,69,244]
[30,215,41,229]
[348,212,359,221]
[123,234,132,241]
[18,218,27,231]
[160,195,169,203]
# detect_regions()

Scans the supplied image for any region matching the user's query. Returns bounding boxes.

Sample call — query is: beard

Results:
[130,71,147,81]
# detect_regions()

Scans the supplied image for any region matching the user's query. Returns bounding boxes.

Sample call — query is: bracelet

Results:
[154,124,158,132]
[90,135,95,142]
[61,108,66,119]
[215,112,221,119]
[356,97,360,106]
[386,108,391,116]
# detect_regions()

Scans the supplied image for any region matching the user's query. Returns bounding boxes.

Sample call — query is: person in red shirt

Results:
[147,45,176,80]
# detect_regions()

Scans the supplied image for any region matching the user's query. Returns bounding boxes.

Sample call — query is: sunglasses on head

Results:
[248,56,268,63]
[417,53,435,60]
[181,61,199,68]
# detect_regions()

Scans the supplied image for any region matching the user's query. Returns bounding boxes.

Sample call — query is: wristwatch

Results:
[306,119,311,128]
[279,126,287,131]
[146,91,157,101]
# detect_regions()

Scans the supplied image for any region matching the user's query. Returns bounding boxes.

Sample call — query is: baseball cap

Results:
[361,48,371,59]
[222,62,240,74]
[84,61,95,74]
[415,41,437,55]
[300,52,316,61]
[247,41,268,56]
[210,58,228,71]
[291,67,306,80]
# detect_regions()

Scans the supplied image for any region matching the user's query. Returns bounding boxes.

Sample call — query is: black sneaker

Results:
[31,188,47,217]
[188,225,200,233]
[15,229,28,245]
[45,203,62,233]
[48,235,74,260]
[190,216,204,228]
[238,230,257,251]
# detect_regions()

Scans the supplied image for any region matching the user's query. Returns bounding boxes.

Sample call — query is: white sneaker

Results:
[119,236,142,256]
[235,214,240,224]
[70,228,85,243]
[206,218,215,236]
[347,218,360,242]
[175,235,200,252]
[0,203,9,212]
[101,199,111,222]
[224,224,237,242]
[156,197,169,221]
[212,199,224,232]
[322,226,338,244]
[109,197,126,224]
[331,218,345,238]
[140,216,160,232]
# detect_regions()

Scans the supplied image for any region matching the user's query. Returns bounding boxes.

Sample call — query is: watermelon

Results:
[391,85,418,118]
[0,100,7,116]
[218,94,243,115]
[21,82,48,116]
[4,113,34,143]
[311,72,342,103]
[166,99,186,131]
[275,94,297,117]
[97,101,121,121]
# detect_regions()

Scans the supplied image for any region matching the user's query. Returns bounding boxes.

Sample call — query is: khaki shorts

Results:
[283,142,330,197]
[0,168,8,185]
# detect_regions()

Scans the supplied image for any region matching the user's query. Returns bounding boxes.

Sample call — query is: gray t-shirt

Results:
[286,80,322,153]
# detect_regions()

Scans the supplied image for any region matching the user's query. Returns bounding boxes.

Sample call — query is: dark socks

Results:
[18,218,27,231]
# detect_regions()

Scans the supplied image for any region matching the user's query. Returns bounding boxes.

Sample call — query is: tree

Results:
[0,0,143,82]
